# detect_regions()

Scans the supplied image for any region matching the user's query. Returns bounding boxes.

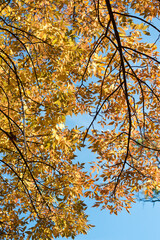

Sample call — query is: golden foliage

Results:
[0,0,159,238]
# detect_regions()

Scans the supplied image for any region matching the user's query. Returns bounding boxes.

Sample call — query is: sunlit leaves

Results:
[0,0,159,239]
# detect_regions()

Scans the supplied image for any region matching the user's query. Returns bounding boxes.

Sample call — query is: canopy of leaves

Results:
[0,0,159,239]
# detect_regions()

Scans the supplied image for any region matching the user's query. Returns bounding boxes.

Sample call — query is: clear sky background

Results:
[56,88,160,240]
[57,137,160,240]
[57,201,160,240]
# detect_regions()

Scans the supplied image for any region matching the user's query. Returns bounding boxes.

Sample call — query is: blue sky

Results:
[57,138,160,240]
[58,201,160,240]
[59,58,160,239]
